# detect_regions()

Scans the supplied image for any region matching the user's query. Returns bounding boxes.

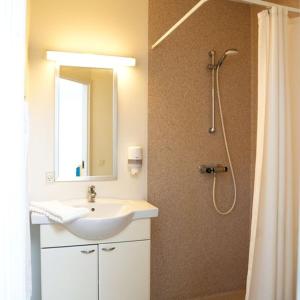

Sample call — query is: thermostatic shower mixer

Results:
[199,164,228,174]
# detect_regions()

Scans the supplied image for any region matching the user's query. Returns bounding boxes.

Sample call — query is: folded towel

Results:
[30,201,89,224]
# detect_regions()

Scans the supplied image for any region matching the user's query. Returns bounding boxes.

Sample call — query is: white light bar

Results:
[46,51,136,69]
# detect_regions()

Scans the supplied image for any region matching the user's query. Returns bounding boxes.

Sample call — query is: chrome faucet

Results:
[87,185,97,202]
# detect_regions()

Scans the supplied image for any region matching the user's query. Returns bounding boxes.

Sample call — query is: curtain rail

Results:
[151,0,300,49]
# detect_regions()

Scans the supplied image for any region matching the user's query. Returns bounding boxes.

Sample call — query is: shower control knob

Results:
[199,165,213,174]
[213,165,228,173]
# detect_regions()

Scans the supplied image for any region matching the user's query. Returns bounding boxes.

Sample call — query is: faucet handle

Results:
[87,185,97,202]
[88,185,95,192]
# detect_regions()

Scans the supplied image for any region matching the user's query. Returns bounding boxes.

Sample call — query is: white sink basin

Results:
[31,198,158,240]
[64,199,134,240]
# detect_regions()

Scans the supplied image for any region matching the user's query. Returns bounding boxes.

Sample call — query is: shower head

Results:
[217,49,239,67]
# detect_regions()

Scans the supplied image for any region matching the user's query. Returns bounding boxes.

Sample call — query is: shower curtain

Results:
[0,0,31,299]
[246,7,300,300]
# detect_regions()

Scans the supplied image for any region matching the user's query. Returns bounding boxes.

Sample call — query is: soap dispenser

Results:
[128,146,143,176]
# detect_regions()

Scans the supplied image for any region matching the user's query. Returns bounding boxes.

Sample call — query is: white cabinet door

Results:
[41,245,98,300]
[99,240,150,300]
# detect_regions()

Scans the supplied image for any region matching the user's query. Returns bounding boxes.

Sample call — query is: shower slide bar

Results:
[151,0,300,49]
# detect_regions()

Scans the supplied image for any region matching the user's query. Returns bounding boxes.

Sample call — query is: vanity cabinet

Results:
[99,241,150,300]
[41,245,98,300]
[39,219,151,300]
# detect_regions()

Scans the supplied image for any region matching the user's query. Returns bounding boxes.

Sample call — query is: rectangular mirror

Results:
[54,66,117,181]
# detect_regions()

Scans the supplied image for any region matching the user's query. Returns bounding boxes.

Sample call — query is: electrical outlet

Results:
[45,172,54,184]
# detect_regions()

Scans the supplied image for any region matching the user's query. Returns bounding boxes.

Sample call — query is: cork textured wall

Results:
[149,0,252,299]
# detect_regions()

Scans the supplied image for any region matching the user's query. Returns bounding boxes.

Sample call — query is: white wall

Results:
[28,0,148,202]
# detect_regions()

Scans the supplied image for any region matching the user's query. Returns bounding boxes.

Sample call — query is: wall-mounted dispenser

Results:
[128,146,143,176]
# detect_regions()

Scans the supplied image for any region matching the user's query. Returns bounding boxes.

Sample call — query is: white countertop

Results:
[31,198,159,225]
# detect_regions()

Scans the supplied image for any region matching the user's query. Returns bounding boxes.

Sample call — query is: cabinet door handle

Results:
[81,249,95,254]
[102,247,116,252]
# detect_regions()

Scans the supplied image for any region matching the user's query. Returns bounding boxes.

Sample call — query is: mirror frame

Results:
[54,66,118,182]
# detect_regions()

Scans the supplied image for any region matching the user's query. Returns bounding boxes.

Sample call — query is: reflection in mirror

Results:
[55,66,117,181]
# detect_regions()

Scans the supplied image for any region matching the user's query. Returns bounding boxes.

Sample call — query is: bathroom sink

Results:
[64,199,134,240]
[31,198,158,240]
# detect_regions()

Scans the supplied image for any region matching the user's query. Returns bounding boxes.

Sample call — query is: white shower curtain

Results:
[0,0,31,299]
[246,7,300,300]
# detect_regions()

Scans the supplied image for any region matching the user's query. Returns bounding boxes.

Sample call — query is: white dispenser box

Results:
[128,146,143,176]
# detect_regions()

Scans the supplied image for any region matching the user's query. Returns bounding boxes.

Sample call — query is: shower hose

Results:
[213,66,237,215]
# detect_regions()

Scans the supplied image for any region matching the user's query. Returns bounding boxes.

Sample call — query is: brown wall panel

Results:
[149,0,252,298]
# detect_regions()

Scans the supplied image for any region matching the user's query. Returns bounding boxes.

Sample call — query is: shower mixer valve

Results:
[199,164,228,174]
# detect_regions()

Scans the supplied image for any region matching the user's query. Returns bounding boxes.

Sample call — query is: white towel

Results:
[30,201,89,224]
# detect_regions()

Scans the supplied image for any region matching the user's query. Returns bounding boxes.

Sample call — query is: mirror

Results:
[54,66,117,181]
